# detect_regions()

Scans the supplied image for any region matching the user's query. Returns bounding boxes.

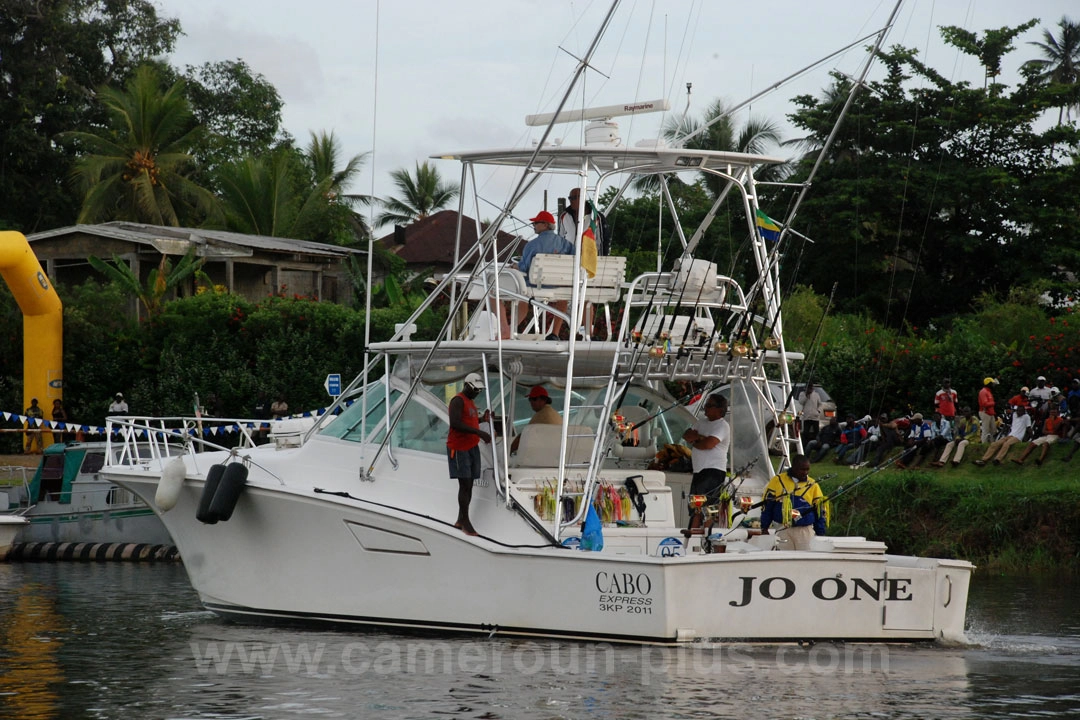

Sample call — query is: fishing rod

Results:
[677,243,722,359]
[781,281,837,416]
[661,254,695,349]
[823,451,906,504]
[624,393,695,434]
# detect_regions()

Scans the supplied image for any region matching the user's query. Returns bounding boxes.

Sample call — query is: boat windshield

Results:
[320,380,449,454]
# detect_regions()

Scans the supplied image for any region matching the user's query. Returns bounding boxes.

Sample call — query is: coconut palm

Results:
[654,98,787,197]
[375,161,459,227]
[1023,16,1080,124]
[66,65,217,226]
[305,130,373,244]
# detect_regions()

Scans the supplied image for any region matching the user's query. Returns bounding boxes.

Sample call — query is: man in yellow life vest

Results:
[760,454,829,551]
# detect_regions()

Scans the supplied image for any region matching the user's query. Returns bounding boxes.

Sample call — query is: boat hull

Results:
[11,504,170,545]
[110,469,971,645]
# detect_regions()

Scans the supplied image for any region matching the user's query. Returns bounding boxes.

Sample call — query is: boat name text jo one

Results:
[729,575,914,608]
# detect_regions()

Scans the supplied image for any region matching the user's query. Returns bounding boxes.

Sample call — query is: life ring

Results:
[195,464,226,524]
[207,463,248,522]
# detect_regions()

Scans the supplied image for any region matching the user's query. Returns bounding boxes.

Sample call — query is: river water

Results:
[0,563,1076,719]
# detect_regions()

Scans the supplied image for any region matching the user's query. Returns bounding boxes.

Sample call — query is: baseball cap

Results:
[527,385,549,400]
[529,210,556,225]
[983,377,998,386]
[912,413,923,421]
[1036,376,1046,382]
[463,373,484,389]
[115,392,124,398]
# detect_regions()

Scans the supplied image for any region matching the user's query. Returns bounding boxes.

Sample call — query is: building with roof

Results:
[27,223,364,313]
[378,210,521,275]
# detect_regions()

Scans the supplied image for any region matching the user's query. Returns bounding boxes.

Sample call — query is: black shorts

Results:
[689,467,727,504]
[447,445,481,480]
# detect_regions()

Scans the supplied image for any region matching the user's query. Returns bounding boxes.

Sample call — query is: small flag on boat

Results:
[580,214,598,279]
[755,209,781,242]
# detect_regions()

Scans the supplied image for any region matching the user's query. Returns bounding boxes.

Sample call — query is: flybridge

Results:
[525,98,670,127]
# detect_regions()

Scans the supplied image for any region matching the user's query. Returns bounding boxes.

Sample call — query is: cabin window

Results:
[81,452,105,475]
[390,396,447,454]
[320,385,400,444]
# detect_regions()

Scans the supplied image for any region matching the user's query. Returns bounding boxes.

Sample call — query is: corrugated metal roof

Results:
[28,222,365,259]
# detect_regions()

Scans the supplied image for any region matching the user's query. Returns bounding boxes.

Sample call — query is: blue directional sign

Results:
[324,373,342,397]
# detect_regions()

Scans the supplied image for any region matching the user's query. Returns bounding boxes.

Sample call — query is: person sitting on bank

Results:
[1012,405,1066,466]
[760,454,828,551]
[973,405,1032,466]
[510,385,561,453]
[931,406,979,467]
[518,210,574,340]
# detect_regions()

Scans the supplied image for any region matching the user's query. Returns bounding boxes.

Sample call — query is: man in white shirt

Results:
[108,392,128,414]
[798,382,823,443]
[973,406,1032,466]
[682,394,730,506]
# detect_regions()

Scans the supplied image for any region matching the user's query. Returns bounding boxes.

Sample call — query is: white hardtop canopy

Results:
[432,145,786,174]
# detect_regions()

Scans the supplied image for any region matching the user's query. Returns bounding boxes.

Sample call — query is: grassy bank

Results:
[816,448,1080,573]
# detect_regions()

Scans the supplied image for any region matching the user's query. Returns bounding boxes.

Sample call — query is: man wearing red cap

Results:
[519,210,573,339]
[510,385,561,453]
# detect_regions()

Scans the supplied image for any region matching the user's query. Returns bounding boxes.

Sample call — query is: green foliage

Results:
[786,285,1080,417]
[375,161,459,228]
[87,249,210,318]
[786,22,1080,326]
[825,465,1080,572]
[182,58,292,180]
[0,0,181,232]
[211,132,369,245]
[64,65,217,227]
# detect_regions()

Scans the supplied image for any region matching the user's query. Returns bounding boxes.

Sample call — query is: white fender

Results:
[155,457,187,512]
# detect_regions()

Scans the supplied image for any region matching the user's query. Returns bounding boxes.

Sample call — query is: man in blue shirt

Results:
[519,211,573,339]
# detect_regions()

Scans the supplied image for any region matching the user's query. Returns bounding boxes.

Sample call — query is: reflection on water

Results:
[0,583,63,719]
[0,565,1076,719]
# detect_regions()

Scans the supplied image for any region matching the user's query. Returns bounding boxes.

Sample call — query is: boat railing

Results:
[104,416,262,468]
[0,466,30,511]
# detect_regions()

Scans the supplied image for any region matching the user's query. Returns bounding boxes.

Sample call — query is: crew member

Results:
[510,385,561,453]
[447,373,491,536]
[760,454,828,551]
[682,393,730,507]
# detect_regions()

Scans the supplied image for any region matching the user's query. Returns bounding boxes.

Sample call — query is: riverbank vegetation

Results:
[820,461,1080,574]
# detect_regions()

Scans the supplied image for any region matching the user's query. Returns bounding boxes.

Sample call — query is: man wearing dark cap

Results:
[518,210,574,339]
[447,373,491,536]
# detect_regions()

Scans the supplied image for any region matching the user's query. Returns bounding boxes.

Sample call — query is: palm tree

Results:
[65,65,217,226]
[214,132,372,245]
[304,130,373,244]
[1023,16,1080,124]
[657,98,787,197]
[88,249,210,318]
[375,161,459,227]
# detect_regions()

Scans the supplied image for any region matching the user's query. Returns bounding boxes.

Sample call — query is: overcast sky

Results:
[154,0,1074,227]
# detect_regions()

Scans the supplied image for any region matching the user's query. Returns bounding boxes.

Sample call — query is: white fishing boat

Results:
[0,515,27,560]
[2,442,172,546]
[100,0,971,644]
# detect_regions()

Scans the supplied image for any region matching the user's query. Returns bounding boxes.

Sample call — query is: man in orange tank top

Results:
[447,373,491,536]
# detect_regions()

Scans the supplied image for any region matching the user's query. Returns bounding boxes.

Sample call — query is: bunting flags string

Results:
[0,401,352,438]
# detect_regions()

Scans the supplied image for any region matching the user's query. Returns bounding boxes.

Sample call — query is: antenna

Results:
[525,99,671,127]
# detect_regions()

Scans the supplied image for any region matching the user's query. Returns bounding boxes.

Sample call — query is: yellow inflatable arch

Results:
[0,231,62,448]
